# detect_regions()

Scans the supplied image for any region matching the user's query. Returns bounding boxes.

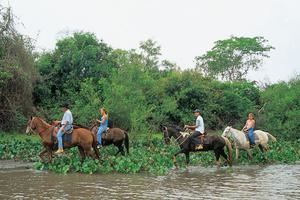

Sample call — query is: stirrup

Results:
[55,148,64,154]
[195,144,203,150]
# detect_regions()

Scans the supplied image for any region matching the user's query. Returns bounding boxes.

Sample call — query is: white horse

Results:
[222,126,277,160]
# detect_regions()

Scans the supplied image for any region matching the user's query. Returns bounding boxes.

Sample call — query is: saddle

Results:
[51,126,73,145]
[101,128,111,140]
[198,133,209,145]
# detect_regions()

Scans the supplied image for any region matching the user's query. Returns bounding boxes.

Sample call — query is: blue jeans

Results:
[248,128,255,145]
[57,125,72,148]
[97,125,107,145]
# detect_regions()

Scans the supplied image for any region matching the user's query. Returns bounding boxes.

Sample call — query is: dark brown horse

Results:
[26,117,100,163]
[90,120,129,155]
[162,125,232,167]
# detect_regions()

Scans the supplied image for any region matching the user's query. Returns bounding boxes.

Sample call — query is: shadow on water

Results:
[0,160,300,199]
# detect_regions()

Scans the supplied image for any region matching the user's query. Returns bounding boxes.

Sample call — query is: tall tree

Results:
[195,36,274,81]
[0,4,37,131]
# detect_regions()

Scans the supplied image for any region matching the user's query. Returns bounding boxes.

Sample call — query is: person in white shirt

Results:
[184,109,205,150]
[55,102,73,154]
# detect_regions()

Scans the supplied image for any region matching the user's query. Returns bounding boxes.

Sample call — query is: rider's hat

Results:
[193,109,201,113]
[60,102,70,109]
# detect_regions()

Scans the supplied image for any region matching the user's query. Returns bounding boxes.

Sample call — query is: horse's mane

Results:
[166,124,183,133]
[34,116,51,126]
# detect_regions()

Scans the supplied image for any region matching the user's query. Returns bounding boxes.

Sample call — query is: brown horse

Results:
[90,120,129,155]
[26,116,100,163]
[162,125,232,167]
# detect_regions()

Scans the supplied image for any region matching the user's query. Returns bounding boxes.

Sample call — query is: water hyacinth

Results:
[1,134,300,175]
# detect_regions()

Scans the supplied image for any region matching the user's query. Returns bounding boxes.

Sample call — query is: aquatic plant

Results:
[1,134,299,175]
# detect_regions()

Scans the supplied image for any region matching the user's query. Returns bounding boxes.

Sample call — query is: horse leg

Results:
[246,149,253,160]
[48,147,53,163]
[259,144,268,161]
[220,149,228,166]
[39,148,48,163]
[115,144,124,156]
[214,149,221,167]
[235,148,240,160]
[173,149,184,169]
[84,146,96,159]
[184,151,190,166]
[78,146,86,163]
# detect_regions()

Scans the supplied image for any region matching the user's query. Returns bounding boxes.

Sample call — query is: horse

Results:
[90,120,129,156]
[26,116,100,163]
[162,125,232,167]
[222,126,277,160]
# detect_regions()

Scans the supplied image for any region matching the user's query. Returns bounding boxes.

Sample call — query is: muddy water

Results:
[0,163,300,199]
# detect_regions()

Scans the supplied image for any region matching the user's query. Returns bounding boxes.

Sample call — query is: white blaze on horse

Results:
[222,126,277,160]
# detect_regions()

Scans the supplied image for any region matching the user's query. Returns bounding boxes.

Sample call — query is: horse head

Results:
[161,126,171,145]
[222,126,232,138]
[26,116,50,135]
[26,116,37,135]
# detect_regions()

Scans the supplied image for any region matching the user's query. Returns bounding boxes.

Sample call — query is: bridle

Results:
[163,126,187,145]
[28,117,52,136]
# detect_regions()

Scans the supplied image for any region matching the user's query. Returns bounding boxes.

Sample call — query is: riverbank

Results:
[0,133,300,175]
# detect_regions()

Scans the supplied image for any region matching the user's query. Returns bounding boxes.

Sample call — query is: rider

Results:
[184,109,205,150]
[242,112,256,148]
[55,102,73,154]
[96,107,108,148]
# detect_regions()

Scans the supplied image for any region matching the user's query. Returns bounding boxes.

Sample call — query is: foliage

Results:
[258,77,300,140]
[195,36,274,81]
[0,4,37,131]
[33,31,114,122]
[1,133,300,175]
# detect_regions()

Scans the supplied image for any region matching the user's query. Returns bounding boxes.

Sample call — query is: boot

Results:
[55,148,64,154]
[195,144,203,150]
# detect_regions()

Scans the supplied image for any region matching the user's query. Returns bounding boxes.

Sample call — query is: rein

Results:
[165,127,189,146]
[30,117,55,137]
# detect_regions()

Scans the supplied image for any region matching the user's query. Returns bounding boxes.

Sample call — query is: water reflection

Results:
[0,164,299,199]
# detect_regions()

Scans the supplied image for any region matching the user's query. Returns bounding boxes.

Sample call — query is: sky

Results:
[3,0,300,83]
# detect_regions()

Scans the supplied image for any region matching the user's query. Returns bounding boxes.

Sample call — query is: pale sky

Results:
[3,0,300,83]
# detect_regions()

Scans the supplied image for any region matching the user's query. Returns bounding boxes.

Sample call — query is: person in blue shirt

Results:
[55,102,73,154]
[96,107,108,148]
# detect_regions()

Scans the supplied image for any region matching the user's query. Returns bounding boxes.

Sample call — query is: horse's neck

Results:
[36,119,52,139]
[173,132,186,145]
[231,128,247,143]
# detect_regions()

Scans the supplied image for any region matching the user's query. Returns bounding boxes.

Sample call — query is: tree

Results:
[0,4,37,131]
[195,36,274,81]
[34,32,114,107]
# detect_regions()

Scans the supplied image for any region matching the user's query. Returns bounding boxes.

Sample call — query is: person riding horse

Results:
[96,107,108,149]
[242,112,256,148]
[184,109,205,150]
[55,102,73,154]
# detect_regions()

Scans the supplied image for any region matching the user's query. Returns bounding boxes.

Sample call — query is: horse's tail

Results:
[91,131,100,159]
[266,132,277,142]
[124,131,129,155]
[222,136,233,166]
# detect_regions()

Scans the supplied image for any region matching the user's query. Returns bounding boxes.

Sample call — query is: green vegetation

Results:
[0,4,299,174]
[0,133,299,175]
[195,36,274,81]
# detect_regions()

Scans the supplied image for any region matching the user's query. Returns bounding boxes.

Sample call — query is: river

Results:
[0,161,300,199]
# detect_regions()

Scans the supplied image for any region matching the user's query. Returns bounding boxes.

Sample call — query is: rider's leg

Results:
[97,126,106,146]
[248,128,255,146]
[55,127,64,154]
[191,131,203,149]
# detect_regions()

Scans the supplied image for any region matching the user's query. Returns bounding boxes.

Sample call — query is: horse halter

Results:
[28,117,42,135]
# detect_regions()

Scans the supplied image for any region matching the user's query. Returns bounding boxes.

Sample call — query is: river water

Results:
[0,161,300,199]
